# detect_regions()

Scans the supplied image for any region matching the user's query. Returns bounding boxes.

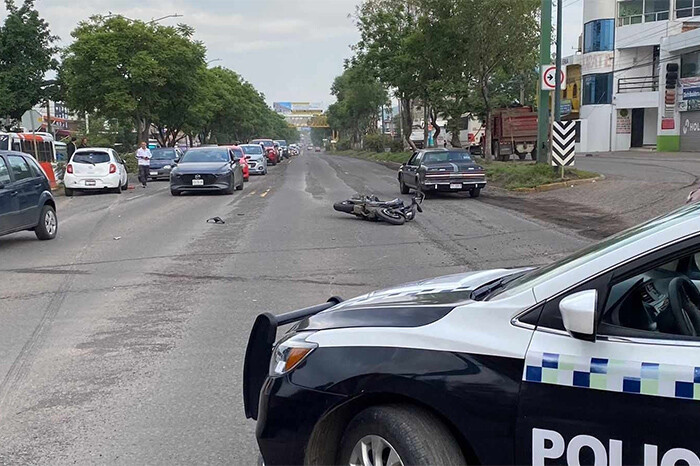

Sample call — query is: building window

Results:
[682,51,700,78]
[677,0,700,18]
[584,19,614,53]
[582,73,613,105]
[618,0,669,25]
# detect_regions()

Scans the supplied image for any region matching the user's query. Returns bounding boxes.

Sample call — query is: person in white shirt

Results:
[135,142,152,188]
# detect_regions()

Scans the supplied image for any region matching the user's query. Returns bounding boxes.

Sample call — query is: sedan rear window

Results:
[72,152,110,164]
[151,148,177,160]
[242,145,263,155]
[180,148,230,163]
[424,151,472,163]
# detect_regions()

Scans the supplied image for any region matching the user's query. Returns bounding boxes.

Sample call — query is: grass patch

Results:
[332,150,599,191]
[333,150,412,165]
[484,161,598,190]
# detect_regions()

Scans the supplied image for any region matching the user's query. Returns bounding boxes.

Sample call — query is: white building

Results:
[579,0,700,152]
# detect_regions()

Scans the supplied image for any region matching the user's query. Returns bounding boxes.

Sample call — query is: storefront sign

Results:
[683,86,700,100]
[616,109,631,134]
[561,100,572,116]
[582,52,614,74]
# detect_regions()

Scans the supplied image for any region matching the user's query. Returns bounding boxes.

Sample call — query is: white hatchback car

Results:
[64,148,128,196]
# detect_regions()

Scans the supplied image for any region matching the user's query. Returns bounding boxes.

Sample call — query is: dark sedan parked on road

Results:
[398,149,486,198]
[169,146,244,196]
[0,151,57,240]
[149,147,183,181]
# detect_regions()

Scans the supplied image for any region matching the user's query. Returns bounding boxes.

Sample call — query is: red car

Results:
[228,145,249,181]
[250,139,279,165]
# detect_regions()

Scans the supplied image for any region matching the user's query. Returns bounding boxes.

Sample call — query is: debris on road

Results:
[207,217,226,224]
[113,236,121,240]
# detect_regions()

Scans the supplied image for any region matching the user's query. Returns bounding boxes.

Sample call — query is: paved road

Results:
[0,152,590,465]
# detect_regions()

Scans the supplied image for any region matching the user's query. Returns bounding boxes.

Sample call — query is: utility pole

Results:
[554,0,563,121]
[536,0,552,163]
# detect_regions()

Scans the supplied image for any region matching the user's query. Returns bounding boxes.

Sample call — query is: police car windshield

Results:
[491,203,700,299]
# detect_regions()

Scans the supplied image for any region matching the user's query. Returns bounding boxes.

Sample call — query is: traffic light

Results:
[666,63,679,89]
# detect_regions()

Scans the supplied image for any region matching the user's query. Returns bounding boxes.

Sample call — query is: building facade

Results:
[578,0,700,152]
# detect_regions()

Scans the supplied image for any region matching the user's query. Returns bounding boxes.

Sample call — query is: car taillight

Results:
[66,164,73,174]
[109,163,117,174]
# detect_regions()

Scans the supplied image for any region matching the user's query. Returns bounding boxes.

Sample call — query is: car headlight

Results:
[269,332,318,376]
[163,165,171,170]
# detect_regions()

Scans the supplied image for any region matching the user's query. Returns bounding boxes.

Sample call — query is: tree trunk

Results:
[448,116,461,148]
[401,97,416,150]
[136,117,151,145]
[481,79,493,161]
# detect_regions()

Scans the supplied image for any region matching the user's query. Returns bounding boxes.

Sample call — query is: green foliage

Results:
[327,63,387,144]
[389,138,404,153]
[0,0,58,127]
[61,16,206,143]
[336,138,352,151]
[484,162,597,190]
[310,127,331,147]
[364,133,391,152]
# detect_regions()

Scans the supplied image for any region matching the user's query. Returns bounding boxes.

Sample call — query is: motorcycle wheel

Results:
[376,208,406,225]
[333,201,355,214]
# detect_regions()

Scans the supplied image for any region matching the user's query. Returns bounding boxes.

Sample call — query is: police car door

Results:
[517,237,700,466]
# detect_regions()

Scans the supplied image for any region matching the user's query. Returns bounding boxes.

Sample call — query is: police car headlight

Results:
[269,333,317,376]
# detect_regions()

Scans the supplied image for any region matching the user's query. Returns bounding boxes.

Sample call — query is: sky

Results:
[2,0,584,109]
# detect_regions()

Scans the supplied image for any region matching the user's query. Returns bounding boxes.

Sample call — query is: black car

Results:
[149,147,183,180]
[0,151,57,240]
[398,149,486,198]
[169,147,244,196]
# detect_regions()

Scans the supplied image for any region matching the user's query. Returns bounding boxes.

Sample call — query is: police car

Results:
[243,204,700,465]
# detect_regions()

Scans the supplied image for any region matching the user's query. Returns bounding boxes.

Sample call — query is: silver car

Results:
[240,144,268,175]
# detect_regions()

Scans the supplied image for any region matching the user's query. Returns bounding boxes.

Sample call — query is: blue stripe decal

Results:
[524,351,700,401]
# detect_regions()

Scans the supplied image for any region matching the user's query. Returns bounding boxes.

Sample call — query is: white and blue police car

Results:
[243,203,700,466]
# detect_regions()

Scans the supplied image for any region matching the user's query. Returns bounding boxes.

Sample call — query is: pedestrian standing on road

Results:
[136,142,152,188]
[67,137,77,159]
[79,137,88,148]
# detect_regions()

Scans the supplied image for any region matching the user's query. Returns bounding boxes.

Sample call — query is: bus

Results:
[0,132,58,185]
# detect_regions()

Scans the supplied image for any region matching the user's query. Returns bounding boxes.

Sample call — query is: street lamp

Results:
[148,14,183,24]
[206,58,222,66]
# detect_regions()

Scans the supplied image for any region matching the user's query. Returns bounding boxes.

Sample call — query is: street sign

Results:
[552,121,575,167]
[541,65,566,91]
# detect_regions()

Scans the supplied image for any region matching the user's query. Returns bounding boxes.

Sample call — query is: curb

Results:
[512,175,606,193]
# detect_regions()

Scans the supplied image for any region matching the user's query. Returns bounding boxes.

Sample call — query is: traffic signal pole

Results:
[554,0,563,121]
[537,0,552,164]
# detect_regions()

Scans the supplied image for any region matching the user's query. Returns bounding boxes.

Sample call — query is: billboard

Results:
[274,102,323,115]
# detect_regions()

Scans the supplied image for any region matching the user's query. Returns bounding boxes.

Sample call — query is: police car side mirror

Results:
[559,290,597,341]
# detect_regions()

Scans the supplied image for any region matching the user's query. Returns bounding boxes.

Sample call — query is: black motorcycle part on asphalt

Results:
[333,201,355,214]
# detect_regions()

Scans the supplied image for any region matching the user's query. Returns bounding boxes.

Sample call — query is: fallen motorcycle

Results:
[333,193,424,225]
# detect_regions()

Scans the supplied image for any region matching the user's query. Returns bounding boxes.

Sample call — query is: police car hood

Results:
[296,268,529,331]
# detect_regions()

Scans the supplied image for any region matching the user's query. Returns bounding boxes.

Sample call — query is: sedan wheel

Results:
[349,435,403,466]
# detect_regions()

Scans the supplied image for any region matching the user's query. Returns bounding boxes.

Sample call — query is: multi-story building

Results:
[578,0,700,152]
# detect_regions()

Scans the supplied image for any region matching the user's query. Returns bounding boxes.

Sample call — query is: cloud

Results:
[2,0,362,105]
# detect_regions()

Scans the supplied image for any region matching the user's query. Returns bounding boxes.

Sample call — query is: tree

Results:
[61,16,206,144]
[0,0,58,128]
[354,0,423,149]
[465,0,540,160]
[327,63,387,146]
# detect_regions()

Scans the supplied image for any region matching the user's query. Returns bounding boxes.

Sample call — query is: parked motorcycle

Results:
[333,193,424,225]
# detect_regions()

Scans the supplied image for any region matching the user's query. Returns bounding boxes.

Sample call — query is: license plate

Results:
[150,171,158,176]
[449,183,462,189]
[85,180,96,186]
[192,179,204,186]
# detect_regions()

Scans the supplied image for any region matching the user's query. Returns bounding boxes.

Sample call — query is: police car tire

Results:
[338,405,466,466]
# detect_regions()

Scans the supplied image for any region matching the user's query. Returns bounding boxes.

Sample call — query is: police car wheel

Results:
[338,405,466,466]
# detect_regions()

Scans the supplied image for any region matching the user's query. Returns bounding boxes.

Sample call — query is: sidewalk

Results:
[483,150,700,240]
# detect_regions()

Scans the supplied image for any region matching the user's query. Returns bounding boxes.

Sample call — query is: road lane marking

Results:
[260,189,270,198]
[248,191,256,196]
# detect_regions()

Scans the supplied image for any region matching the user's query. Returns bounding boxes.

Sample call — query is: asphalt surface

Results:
[0,151,591,465]
[476,151,700,240]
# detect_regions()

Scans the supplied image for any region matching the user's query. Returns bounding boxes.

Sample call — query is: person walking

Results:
[67,137,77,159]
[136,141,152,188]
[79,137,88,148]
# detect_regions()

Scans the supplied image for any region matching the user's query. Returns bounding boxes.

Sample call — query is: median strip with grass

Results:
[330,149,599,191]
